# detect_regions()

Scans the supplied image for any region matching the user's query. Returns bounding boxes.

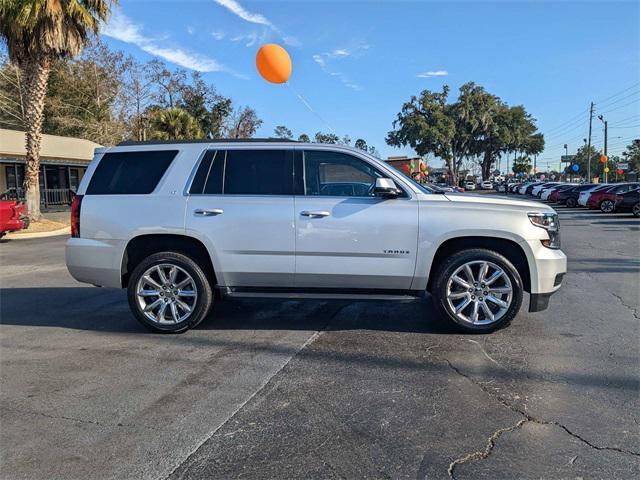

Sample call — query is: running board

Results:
[217,286,425,302]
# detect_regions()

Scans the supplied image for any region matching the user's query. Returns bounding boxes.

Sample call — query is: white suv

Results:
[66,140,566,334]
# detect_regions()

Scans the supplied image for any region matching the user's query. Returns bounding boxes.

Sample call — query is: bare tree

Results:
[226,106,262,138]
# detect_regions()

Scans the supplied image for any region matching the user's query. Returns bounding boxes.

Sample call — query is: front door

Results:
[186,148,296,287]
[294,149,419,290]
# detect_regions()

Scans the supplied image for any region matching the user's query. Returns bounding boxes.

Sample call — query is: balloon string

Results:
[284,83,336,135]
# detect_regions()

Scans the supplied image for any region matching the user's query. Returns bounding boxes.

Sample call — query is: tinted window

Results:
[204,151,224,194]
[224,150,292,195]
[189,150,215,194]
[87,150,177,195]
[303,150,382,196]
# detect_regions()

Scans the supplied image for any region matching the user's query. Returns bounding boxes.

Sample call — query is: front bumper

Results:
[520,239,567,312]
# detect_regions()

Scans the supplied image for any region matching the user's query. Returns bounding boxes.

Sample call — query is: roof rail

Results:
[116,138,298,146]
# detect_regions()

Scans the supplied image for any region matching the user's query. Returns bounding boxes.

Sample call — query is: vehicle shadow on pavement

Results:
[0,288,456,335]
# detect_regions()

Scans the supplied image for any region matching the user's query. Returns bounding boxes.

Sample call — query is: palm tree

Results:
[0,0,114,220]
[149,108,204,140]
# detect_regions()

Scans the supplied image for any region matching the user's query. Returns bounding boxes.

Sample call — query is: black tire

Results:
[633,202,640,218]
[432,248,524,334]
[127,251,213,333]
[600,199,615,213]
[566,197,577,208]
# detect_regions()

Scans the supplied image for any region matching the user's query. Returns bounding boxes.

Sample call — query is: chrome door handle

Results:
[300,210,330,218]
[194,208,223,217]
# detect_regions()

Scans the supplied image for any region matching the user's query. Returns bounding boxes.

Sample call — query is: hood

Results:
[442,193,555,212]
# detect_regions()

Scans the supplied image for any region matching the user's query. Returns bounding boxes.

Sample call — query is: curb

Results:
[4,226,71,240]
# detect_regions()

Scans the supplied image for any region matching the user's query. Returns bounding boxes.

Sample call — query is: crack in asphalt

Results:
[607,290,639,320]
[442,358,640,479]
[447,419,528,478]
[0,405,146,430]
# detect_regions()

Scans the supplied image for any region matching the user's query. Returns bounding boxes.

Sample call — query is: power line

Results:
[595,89,640,110]
[594,82,640,105]
[598,97,640,115]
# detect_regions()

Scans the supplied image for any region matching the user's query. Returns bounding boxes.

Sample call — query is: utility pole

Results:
[598,114,608,183]
[586,102,594,182]
[563,144,568,180]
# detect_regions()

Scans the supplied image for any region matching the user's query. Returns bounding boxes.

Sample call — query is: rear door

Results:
[185,148,296,287]
[293,148,419,290]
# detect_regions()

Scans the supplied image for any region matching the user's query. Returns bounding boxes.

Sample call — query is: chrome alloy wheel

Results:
[445,260,513,326]
[135,264,198,324]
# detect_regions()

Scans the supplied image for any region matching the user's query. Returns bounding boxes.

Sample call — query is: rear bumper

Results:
[65,237,125,288]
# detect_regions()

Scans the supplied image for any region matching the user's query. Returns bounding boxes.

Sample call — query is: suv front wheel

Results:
[432,249,524,333]
[127,251,213,333]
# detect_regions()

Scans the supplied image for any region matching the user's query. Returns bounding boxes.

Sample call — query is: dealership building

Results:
[0,129,101,208]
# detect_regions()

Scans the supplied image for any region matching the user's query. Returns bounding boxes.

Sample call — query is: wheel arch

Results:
[121,233,216,288]
[425,236,531,293]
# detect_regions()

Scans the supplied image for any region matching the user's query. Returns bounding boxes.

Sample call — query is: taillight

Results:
[71,195,83,238]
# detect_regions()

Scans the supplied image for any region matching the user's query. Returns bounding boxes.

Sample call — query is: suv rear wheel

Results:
[432,249,523,333]
[127,252,213,333]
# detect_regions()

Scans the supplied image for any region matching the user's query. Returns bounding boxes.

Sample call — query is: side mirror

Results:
[374,178,401,197]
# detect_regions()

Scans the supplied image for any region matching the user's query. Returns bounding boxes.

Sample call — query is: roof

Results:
[117,138,298,146]
[0,129,102,162]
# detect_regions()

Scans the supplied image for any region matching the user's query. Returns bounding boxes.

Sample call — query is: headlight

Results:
[528,212,560,249]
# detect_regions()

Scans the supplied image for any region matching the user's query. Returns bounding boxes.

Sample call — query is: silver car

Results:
[66,140,566,334]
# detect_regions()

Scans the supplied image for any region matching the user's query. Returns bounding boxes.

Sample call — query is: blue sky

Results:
[102,0,640,170]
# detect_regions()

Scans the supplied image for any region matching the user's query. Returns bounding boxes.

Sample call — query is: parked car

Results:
[464,181,476,191]
[495,183,507,193]
[522,182,545,196]
[0,200,29,238]
[587,183,640,212]
[556,184,595,207]
[543,184,571,202]
[577,184,611,206]
[547,185,576,203]
[614,189,640,217]
[480,180,493,190]
[532,182,559,197]
[65,140,566,334]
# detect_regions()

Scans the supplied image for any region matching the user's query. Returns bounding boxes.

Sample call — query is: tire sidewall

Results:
[566,198,577,208]
[127,252,213,333]
[433,249,524,333]
[633,203,640,217]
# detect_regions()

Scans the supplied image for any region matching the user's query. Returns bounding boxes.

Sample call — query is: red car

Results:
[587,183,640,212]
[0,200,29,238]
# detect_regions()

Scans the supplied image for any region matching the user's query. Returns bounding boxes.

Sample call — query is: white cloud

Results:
[312,44,369,91]
[213,0,272,27]
[312,54,326,68]
[212,0,299,47]
[104,10,226,72]
[416,70,449,78]
[211,30,226,40]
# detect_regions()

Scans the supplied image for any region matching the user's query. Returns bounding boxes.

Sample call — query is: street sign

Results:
[618,162,629,170]
[561,155,575,162]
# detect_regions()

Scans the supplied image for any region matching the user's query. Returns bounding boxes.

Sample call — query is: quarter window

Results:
[86,150,177,195]
[303,150,383,197]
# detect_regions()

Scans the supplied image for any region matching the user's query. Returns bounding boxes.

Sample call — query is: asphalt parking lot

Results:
[1,200,639,480]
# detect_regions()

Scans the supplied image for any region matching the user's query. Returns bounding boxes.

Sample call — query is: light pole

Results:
[563,144,568,180]
[598,115,608,182]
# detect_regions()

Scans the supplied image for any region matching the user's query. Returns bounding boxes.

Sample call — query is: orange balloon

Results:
[256,44,291,84]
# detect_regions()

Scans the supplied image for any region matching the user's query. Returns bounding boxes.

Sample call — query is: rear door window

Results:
[87,150,177,195]
[223,150,292,195]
